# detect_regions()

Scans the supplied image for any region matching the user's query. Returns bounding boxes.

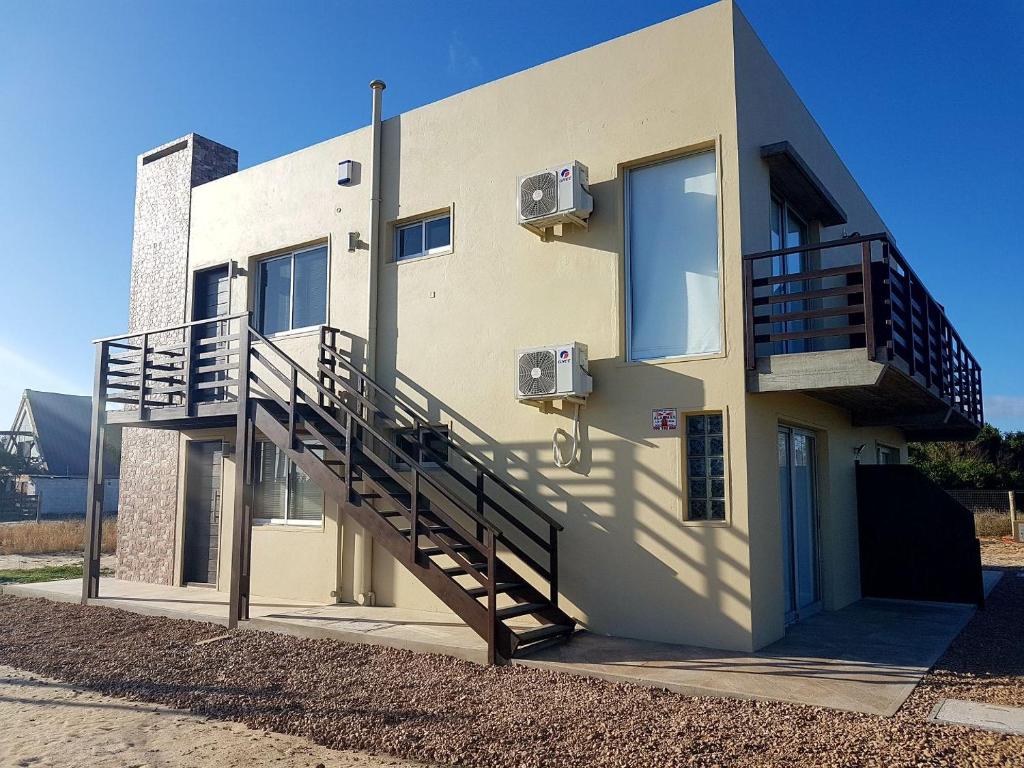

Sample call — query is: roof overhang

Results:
[761,141,847,227]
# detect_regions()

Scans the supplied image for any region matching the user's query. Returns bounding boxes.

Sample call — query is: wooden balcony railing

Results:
[93,313,248,421]
[743,233,983,427]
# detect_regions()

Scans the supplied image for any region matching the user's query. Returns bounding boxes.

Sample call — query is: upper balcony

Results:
[743,234,982,440]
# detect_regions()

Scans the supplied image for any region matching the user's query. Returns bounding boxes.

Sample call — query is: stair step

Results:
[442,563,487,576]
[464,582,524,598]
[421,544,476,557]
[515,623,574,648]
[405,525,454,537]
[496,602,548,620]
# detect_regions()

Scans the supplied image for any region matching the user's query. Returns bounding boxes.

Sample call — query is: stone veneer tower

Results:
[116,134,237,584]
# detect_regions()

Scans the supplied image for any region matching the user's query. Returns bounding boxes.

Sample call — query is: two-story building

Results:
[82,1,983,664]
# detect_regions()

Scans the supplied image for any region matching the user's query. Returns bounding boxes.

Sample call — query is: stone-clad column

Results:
[116,134,237,584]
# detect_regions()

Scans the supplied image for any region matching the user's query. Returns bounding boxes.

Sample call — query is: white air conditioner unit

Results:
[516,342,592,401]
[517,161,593,234]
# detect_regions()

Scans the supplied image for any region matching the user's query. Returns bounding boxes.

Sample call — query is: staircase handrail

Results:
[318,329,563,532]
[248,323,502,538]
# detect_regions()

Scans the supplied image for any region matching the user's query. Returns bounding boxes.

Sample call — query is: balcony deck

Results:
[743,234,982,440]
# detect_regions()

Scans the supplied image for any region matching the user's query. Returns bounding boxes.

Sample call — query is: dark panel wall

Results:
[856,464,984,606]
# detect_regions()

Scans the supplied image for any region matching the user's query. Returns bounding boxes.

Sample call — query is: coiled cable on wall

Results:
[552,403,582,468]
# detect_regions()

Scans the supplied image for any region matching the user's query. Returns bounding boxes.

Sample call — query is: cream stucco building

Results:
[84,1,983,662]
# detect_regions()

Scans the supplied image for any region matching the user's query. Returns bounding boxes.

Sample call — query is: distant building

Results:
[2,390,119,517]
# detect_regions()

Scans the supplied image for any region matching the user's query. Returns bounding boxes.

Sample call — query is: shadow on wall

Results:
[356,362,753,647]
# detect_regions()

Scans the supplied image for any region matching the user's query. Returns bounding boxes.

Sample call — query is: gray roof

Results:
[19,390,119,478]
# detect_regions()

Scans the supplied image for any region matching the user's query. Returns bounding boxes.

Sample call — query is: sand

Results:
[0,664,428,768]
[0,552,116,571]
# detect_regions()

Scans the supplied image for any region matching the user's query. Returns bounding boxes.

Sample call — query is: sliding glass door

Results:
[778,425,821,624]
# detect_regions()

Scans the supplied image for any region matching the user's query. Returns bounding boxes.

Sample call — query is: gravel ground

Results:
[0,664,429,768]
[0,544,1020,768]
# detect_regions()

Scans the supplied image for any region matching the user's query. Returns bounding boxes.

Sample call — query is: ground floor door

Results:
[778,425,821,624]
[183,440,223,585]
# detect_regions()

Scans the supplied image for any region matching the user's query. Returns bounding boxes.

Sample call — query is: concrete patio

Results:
[2,575,993,716]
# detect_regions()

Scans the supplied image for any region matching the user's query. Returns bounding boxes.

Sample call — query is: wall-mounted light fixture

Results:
[338,160,355,186]
[348,232,360,252]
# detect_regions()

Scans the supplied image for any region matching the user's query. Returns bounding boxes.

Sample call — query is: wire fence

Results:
[0,492,42,523]
[945,490,1021,540]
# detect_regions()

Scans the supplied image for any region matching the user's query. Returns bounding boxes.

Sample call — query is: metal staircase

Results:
[83,315,575,664]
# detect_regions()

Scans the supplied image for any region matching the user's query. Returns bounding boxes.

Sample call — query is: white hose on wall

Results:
[553,403,582,468]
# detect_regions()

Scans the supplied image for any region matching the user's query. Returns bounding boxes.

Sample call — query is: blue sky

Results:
[1,0,1022,430]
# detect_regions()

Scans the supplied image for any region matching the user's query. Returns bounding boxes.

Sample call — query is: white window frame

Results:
[254,243,329,337]
[623,148,724,363]
[876,443,900,465]
[252,440,325,528]
[394,212,452,262]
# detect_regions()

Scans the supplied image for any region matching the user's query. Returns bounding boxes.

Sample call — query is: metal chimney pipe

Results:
[354,79,386,607]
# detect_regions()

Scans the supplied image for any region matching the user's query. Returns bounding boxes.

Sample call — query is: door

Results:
[770,196,810,353]
[183,440,223,585]
[192,265,230,402]
[778,426,821,624]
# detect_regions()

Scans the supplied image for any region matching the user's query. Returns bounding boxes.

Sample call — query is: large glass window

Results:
[252,441,325,525]
[626,151,720,360]
[255,245,328,335]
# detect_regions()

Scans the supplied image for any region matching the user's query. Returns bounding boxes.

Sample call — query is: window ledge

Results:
[253,519,324,530]
[388,248,453,266]
[256,325,324,341]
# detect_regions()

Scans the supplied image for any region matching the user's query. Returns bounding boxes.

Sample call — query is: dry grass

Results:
[975,512,1013,537]
[0,519,116,556]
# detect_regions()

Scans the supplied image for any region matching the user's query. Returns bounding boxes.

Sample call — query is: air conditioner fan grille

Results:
[520,172,558,219]
[518,350,557,396]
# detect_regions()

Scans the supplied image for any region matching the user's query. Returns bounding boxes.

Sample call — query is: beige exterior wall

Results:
[171,428,342,603]
[167,1,909,651]
[730,6,907,646]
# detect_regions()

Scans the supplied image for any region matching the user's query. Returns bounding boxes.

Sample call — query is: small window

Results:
[395,213,451,261]
[685,412,727,521]
[876,444,900,465]
[252,441,324,525]
[255,245,328,335]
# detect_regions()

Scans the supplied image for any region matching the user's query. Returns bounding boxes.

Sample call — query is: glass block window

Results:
[685,412,726,521]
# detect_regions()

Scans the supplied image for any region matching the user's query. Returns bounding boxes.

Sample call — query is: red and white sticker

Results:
[652,408,678,431]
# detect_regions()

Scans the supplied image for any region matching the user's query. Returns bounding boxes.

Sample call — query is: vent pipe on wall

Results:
[353,78,386,607]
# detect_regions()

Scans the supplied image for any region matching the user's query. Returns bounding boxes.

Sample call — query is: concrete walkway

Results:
[520,599,975,716]
[2,578,977,716]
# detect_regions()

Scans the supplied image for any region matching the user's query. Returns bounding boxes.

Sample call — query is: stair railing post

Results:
[475,468,485,542]
[343,411,354,503]
[182,324,193,414]
[410,470,420,564]
[549,524,559,606]
[861,241,876,361]
[82,340,108,603]
[137,332,149,414]
[288,368,298,449]
[229,322,253,627]
[485,527,497,666]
